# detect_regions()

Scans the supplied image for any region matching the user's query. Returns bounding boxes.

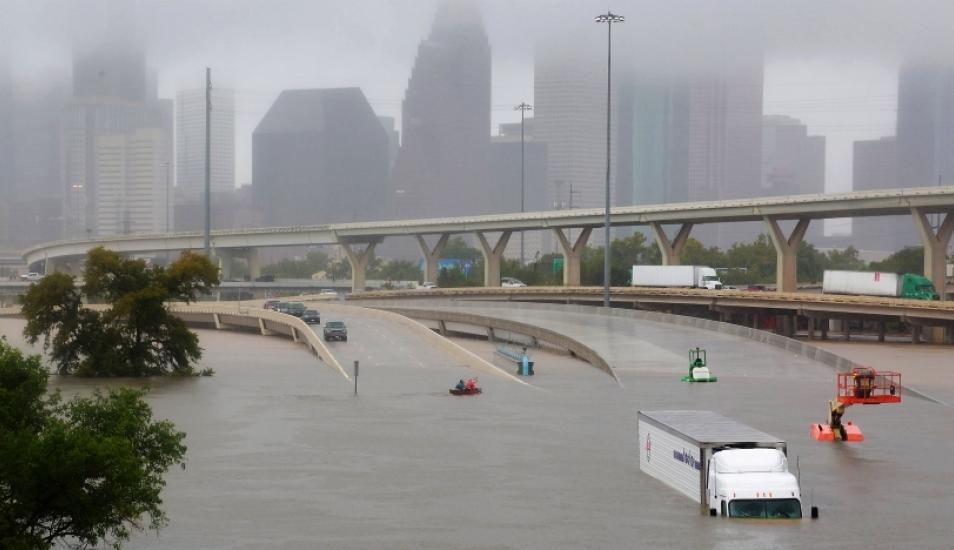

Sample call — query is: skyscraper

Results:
[252,88,388,227]
[61,1,172,238]
[389,0,491,219]
[176,88,235,202]
[852,137,898,252]
[0,59,14,247]
[534,37,614,215]
[894,63,954,248]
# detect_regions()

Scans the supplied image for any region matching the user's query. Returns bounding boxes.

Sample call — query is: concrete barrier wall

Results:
[367,305,619,385]
[315,303,530,385]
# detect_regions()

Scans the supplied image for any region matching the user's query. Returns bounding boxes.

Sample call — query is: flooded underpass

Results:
[2,308,952,549]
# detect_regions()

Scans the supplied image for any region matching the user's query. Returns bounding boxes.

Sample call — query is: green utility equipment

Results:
[682,347,717,383]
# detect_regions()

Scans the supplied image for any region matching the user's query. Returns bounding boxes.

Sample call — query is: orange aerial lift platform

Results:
[810,367,901,442]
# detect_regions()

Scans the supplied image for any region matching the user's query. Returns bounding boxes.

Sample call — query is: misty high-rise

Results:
[0,59,14,228]
[176,88,236,202]
[61,1,172,237]
[252,88,388,227]
[852,137,898,252]
[389,0,491,219]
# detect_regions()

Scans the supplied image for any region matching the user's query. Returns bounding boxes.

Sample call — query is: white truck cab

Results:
[706,448,802,518]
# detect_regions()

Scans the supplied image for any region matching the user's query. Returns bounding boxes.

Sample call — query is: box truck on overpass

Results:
[637,410,815,519]
[631,265,723,290]
[822,270,938,300]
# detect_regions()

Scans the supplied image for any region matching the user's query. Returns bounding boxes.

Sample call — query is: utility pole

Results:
[514,102,533,265]
[204,67,212,257]
[595,12,624,308]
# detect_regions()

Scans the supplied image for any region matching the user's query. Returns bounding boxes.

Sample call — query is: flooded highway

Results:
[2,307,952,549]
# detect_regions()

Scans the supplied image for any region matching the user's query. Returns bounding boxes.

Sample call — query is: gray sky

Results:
[7,0,954,225]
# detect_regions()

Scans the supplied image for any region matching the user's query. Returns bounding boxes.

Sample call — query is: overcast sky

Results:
[6,0,954,230]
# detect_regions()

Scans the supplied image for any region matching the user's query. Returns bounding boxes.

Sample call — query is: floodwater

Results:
[1,307,952,550]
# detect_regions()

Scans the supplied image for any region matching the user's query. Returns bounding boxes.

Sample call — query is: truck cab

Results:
[697,267,723,290]
[706,448,802,518]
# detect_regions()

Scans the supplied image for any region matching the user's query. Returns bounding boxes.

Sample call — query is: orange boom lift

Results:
[810,367,901,442]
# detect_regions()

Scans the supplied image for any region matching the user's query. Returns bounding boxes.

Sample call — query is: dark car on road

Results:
[301,309,321,324]
[285,302,306,317]
[255,274,275,282]
[264,300,281,310]
[323,321,347,342]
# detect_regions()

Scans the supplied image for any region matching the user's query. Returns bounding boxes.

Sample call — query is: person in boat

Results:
[455,379,466,391]
[464,378,477,390]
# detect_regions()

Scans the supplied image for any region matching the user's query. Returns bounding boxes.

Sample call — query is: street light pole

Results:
[514,102,533,265]
[595,11,624,308]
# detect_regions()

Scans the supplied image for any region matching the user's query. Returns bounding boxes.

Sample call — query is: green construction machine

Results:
[682,347,717,383]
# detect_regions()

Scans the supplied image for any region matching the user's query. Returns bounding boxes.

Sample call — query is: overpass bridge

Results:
[21,186,954,298]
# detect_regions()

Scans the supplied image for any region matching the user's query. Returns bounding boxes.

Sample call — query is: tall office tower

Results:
[252,88,388,227]
[491,120,548,260]
[685,64,764,248]
[94,128,170,235]
[9,77,70,248]
[534,37,614,214]
[176,88,235,202]
[852,137,898,253]
[616,73,690,207]
[895,63,954,248]
[0,61,14,243]
[377,116,400,176]
[761,115,826,243]
[61,1,172,238]
[389,0,491,220]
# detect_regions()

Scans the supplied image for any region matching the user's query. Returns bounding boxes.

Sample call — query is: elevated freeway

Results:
[21,185,954,296]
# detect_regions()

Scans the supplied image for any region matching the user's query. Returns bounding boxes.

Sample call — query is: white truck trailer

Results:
[822,270,937,300]
[631,265,722,290]
[637,410,814,519]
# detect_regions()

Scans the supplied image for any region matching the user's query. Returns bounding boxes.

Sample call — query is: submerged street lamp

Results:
[595,11,623,308]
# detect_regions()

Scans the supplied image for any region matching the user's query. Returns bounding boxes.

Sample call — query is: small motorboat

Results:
[449,387,482,396]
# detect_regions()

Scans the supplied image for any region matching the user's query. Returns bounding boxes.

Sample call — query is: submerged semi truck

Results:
[822,270,938,300]
[637,410,815,519]
[631,265,723,290]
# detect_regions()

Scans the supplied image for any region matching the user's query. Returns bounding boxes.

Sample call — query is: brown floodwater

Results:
[1,307,951,550]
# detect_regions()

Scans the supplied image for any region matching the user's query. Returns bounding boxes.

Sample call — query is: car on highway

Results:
[20,272,42,281]
[254,274,275,282]
[285,302,306,317]
[419,282,438,289]
[501,277,526,288]
[319,288,338,296]
[263,300,281,310]
[301,309,321,324]
[275,302,292,313]
[323,321,347,342]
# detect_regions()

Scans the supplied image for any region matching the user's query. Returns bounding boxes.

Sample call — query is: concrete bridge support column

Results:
[764,217,810,293]
[415,234,449,284]
[553,227,592,287]
[912,208,953,342]
[342,242,377,294]
[43,257,60,275]
[650,222,693,266]
[476,231,512,287]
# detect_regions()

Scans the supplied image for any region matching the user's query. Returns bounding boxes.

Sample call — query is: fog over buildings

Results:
[4,0,954,259]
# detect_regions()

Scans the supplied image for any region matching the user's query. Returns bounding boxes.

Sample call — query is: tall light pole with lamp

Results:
[595,11,624,308]
[514,102,533,265]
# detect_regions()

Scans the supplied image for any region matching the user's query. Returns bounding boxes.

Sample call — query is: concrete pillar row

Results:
[341,241,377,294]
[415,234,450,284]
[476,231,512,287]
[650,222,693,266]
[553,227,593,287]
[764,217,810,293]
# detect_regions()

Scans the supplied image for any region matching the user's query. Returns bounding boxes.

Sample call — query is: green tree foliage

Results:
[22,247,219,377]
[262,250,330,279]
[824,246,867,271]
[724,234,777,283]
[869,246,924,275]
[368,259,421,281]
[679,238,723,267]
[796,241,827,283]
[437,265,481,287]
[0,340,187,549]
[442,236,482,261]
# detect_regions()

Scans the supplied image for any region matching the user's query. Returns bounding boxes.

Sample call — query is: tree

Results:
[441,236,482,262]
[262,250,330,279]
[679,238,724,268]
[0,339,187,549]
[22,247,219,377]
[796,241,826,283]
[724,234,777,283]
[869,246,924,274]
[824,246,866,271]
